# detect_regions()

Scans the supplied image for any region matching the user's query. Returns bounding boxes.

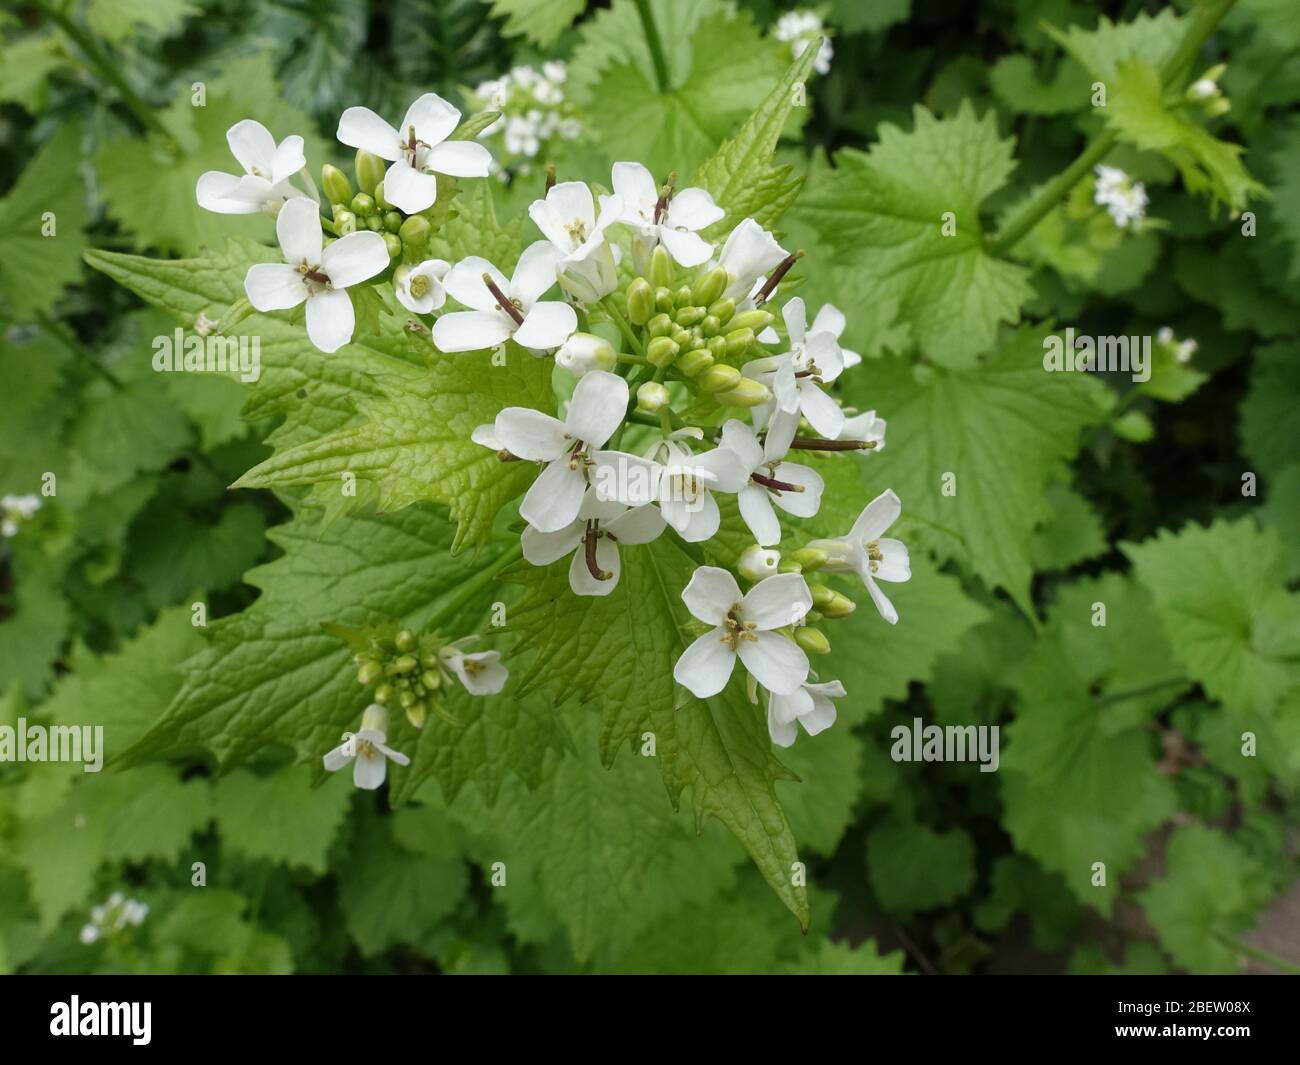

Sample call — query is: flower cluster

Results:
[79,892,148,944]
[472,63,582,177]
[1156,325,1198,364]
[773,10,834,76]
[1,493,40,538]
[1093,164,1149,229]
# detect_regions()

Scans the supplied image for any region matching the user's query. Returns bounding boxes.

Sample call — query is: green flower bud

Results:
[697,364,742,393]
[725,327,756,357]
[365,215,383,231]
[690,266,728,307]
[795,627,831,655]
[383,233,402,259]
[730,308,775,334]
[356,660,383,686]
[394,629,416,652]
[420,670,442,692]
[706,336,727,359]
[646,313,673,338]
[677,349,714,377]
[778,559,804,575]
[714,378,771,407]
[383,211,403,234]
[701,315,722,338]
[400,689,416,709]
[675,306,705,327]
[672,286,693,309]
[406,701,428,729]
[637,381,671,413]
[393,654,418,674]
[811,584,837,610]
[350,193,375,217]
[355,150,386,195]
[373,180,392,210]
[707,298,736,325]
[321,164,352,206]
[399,214,431,251]
[374,682,395,704]
[649,245,674,289]
[738,545,781,582]
[335,210,357,235]
[790,547,829,572]
[645,336,680,367]
[626,278,655,325]
[670,325,692,348]
[820,591,857,619]
[655,286,674,313]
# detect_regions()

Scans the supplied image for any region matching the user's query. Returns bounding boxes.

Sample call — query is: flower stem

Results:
[633,0,672,94]
[35,0,175,147]
[987,0,1238,256]
[601,298,646,356]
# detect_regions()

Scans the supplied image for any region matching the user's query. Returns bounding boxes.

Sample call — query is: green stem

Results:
[1212,932,1300,975]
[602,299,646,357]
[633,0,671,94]
[1095,675,1186,707]
[36,0,175,146]
[617,353,650,366]
[988,0,1237,256]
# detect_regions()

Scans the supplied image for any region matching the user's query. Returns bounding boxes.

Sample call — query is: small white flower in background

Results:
[1093,164,1148,228]
[395,258,450,314]
[489,369,628,532]
[79,891,148,945]
[529,181,623,303]
[716,218,789,300]
[196,119,308,215]
[719,419,823,546]
[774,10,833,76]
[323,703,410,791]
[1,493,41,538]
[521,492,665,596]
[433,241,577,353]
[767,679,845,747]
[244,198,389,353]
[504,115,542,157]
[439,637,509,694]
[808,489,911,624]
[337,92,492,214]
[839,408,886,448]
[605,162,724,267]
[738,544,782,583]
[1158,327,1198,364]
[673,567,812,698]
[555,333,617,376]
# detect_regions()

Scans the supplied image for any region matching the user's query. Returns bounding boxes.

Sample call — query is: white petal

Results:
[666,187,724,231]
[547,181,596,228]
[771,685,814,726]
[568,537,621,596]
[336,106,402,160]
[401,92,461,145]
[514,301,576,350]
[471,423,501,450]
[874,538,911,583]
[384,159,439,214]
[719,418,764,471]
[767,704,799,748]
[805,330,844,381]
[276,197,323,265]
[742,571,812,630]
[665,491,719,542]
[738,483,781,546]
[226,118,275,176]
[494,407,570,460]
[431,309,513,352]
[681,566,742,625]
[719,218,787,298]
[764,408,799,458]
[352,750,388,790]
[604,504,665,544]
[782,297,807,346]
[305,288,355,353]
[864,571,900,625]
[610,161,658,216]
[196,171,261,213]
[321,231,389,288]
[590,451,661,505]
[852,489,901,542]
[454,651,508,695]
[767,461,823,519]
[519,459,587,532]
[693,446,749,493]
[659,226,713,267]
[322,741,354,772]
[737,631,809,695]
[270,134,306,185]
[566,370,628,447]
[801,695,837,736]
[673,629,736,698]
[244,263,307,311]
[444,256,509,312]
[511,240,563,306]
[424,139,492,178]
[375,741,411,766]
[521,520,584,565]
[811,303,846,339]
[528,199,574,252]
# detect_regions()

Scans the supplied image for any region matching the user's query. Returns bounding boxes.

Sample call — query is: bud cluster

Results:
[351,627,452,729]
[322,152,438,264]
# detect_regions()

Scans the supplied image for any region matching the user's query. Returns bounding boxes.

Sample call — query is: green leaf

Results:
[1044,9,1186,83]
[1122,518,1300,718]
[989,54,1088,115]
[508,535,811,930]
[866,817,976,913]
[1030,482,1108,572]
[781,937,909,974]
[485,0,585,46]
[829,0,909,35]
[796,103,1034,367]
[86,0,198,42]
[1241,340,1300,481]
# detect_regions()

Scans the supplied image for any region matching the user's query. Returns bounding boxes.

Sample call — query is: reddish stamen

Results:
[754,250,804,306]
[786,437,875,451]
[483,273,526,326]
[751,472,805,493]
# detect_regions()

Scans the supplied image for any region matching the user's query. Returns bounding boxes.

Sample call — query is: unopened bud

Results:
[690,266,728,307]
[399,214,431,251]
[626,278,655,325]
[697,364,742,392]
[646,313,673,337]
[360,703,389,733]
[701,315,722,337]
[420,671,442,692]
[357,660,383,685]
[393,654,418,674]
[649,245,673,289]
[730,308,775,334]
[676,305,705,327]
[790,546,828,572]
[670,325,693,348]
[725,327,755,357]
[406,701,428,729]
[707,298,736,324]
[811,584,837,610]
[399,689,416,709]
[394,629,416,652]
[637,381,671,412]
[366,215,384,231]
[373,180,393,210]
[335,210,357,235]
[820,591,857,619]
[374,682,394,704]
[383,233,402,258]
[355,150,386,195]
[655,286,674,313]
[351,192,375,217]
[778,560,804,575]
[321,164,352,206]
[676,348,714,376]
[383,211,403,234]
[794,627,831,655]
[706,336,727,359]
[672,286,693,308]
[645,335,680,367]
[738,545,781,582]
[556,333,617,375]
[714,378,770,407]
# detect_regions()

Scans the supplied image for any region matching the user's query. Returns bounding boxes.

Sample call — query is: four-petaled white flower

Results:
[521,492,665,596]
[673,567,812,698]
[719,419,823,546]
[605,162,724,267]
[395,258,450,314]
[529,181,623,303]
[767,679,845,747]
[433,241,577,352]
[337,93,492,215]
[439,638,509,695]
[196,119,307,215]
[493,369,628,532]
[839,408,886,448]
[244,198,390,353]
[716,218,788,300]
[807,489,911,624]
[323,704,411,790]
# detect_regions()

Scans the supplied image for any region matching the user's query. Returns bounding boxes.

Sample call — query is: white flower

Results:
[337,93,492,215]
[542,61,567,84]
[433,241,577,353]
[521,492,665,596]
[645,441,749,542]
[196,119,307,215]
[504,115,541,156]
[719,419,823,546]
[529,181,623,303]
[2,494,41,519]
[323,704,410,790]
[738,545,781,582]
[767,679,844,747]
[605,162,724,267]
[673,567,812,698]
[439,638,509,695]
[1093,164,1148,228]
[493,369,628,531]
[1175,338,1198,364]
[716,218,789,300]
[395,258,450,314]
[807,489,911,624]
[243,198,390,353]
[774,11,833,75]
[79,925,100,944]
[839,408,887,448]
[555,333,617,376]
